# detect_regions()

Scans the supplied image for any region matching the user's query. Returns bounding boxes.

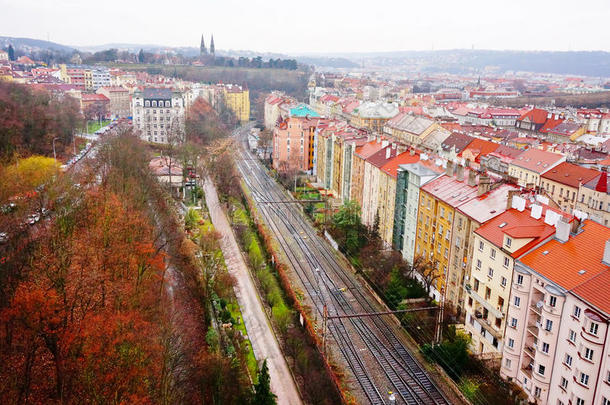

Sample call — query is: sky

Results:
[2,0,610,54]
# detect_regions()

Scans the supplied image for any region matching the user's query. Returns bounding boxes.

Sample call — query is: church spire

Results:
[200,34,207,55]
[210,35,215,56]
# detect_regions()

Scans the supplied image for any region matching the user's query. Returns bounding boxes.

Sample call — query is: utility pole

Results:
[322,304,328,356]
[52,137,59,161]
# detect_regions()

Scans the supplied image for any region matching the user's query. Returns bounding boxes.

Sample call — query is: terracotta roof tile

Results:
[540,162,600,188]
[510,148,564,173]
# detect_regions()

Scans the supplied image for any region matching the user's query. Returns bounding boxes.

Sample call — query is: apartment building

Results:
[351,140,386,210]
[272,116,318,173]
[383,113,438,146]
[540,162,600,213]
[463,200,558,356]
[132,88,185,144]
[221,84,250,122]
[416,166,481,302]
[575,172,610,226]
[447,184,519,314]
[508,149,566,188]
[501,219,610,405]
[393,159,444,263]
[361,145,398,228]
[351,101,399,133]
[96,86,131,118]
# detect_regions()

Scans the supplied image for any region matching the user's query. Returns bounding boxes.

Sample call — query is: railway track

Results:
[235,138,451,405]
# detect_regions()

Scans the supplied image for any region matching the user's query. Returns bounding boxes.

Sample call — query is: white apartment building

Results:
[501,220,610,405]
[132,88,185,144]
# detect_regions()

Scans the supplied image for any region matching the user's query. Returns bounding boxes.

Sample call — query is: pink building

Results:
[501,219,610,405]
[272,116,321,173]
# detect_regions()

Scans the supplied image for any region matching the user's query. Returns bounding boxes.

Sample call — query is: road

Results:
[203,177,303,405]
[234,126,452,405]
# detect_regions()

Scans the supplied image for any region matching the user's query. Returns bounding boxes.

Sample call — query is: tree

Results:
[331,200,365,256]
[413,255,440,299]
[7,44,15,61]
[138,48,144,63]
[253,360,276,405]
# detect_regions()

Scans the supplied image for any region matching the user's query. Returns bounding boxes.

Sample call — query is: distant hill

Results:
[305,49,610,77]
[0,36,75,53]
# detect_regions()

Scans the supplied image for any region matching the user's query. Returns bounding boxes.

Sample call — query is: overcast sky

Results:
[2,0,609,54]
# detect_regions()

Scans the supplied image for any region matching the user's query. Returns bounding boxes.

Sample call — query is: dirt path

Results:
[203,178,303,405]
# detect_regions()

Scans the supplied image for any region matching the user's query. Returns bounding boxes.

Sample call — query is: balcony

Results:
[524,345,536,359]
[527,324,539,337]
[521,363,533,378]
[529,304,542,316]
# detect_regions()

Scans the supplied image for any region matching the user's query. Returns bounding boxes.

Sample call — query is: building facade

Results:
[132,88,185,144]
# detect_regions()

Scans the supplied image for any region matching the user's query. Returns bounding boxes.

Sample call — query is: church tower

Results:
[200,34,207,55]
[210,35,215,56]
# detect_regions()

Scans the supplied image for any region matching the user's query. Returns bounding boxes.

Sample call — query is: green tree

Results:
[331,200,365,256]
[253,359,276,405]
[7,45,15,61]
[138,48,144,63]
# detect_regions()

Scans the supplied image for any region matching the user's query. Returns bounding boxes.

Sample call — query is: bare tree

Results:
[412,255,441,299]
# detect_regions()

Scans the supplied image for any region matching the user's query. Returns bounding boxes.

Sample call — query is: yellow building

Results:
[416,167,480,302]
[507,148,565,188]
[222,84,250,122]
[84,69,93,90]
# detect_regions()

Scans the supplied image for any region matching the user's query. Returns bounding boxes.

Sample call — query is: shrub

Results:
[271,303,292,334]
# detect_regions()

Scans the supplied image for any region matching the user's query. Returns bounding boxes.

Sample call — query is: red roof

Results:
[366,146,398,168]
[458,138,500,163]
[475,208,556,258]
[380,151,420,179]
[82,93,110,102]
[520,220,610,313]
[540,162,600,188]
[355,140,385,160]
[518,108,549,125]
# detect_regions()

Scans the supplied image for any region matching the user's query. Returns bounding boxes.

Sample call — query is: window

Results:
[560,377,568,389]
[576,398,584,405]
[473,278,480,292]
[503,257,510,267]
[511,318,517,328]
[545,319,553,332]
[479,241,484,251]
[584,347,594,361]
[488,268,494,278]
[568,329,577,343]
[516,274,523,285]
[534,386,541,398]
[590,322,599,336]
[476,259,482,270]
[506,237,512,248]
[603,398,609,405]
[538,365,545,375]
[565,354,573,366]
[579,372,589,386]
[490,248,496,259]
[446,229,450,240]
[505,358,511,368]
[549,296,557,307]
[541,342,549,353]
[514,297,521,307]
[485,287,491,300]
[508,338,514,348]
[501,277,507,287]
[573,306,581,319]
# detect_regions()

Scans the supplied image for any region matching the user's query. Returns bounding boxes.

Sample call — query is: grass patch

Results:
[227,301,258,383]
[84,120,110,134]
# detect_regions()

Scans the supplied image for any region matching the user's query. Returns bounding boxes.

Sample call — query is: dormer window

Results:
[505,237,512,248]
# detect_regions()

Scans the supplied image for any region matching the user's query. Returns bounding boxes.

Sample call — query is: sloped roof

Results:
[583,172,608,194]
[475,208,556,258]
[421,170,480,208]
[441,132,474,153]
[380,151,420,179]
[510,148,564,173]
[459,138,500,163]
[540,162,600,188]
[355,140,385,160]
[458,183,520,224]
[366,146,398,168]
[520,220,610,314]
[518,108,549,125]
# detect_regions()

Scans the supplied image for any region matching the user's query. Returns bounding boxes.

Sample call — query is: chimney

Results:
[477,174,492,196]
[456,164,465,181]
[555,217,570,243]
[385,147,391,159]
[570,217,581,234]
[506,189,520,210]
[468,169,477,187]
[409,148,415,156]
[397,144,407,154]
[446,160,455,177]
[381,139,389,148]
[603,240,610,266]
